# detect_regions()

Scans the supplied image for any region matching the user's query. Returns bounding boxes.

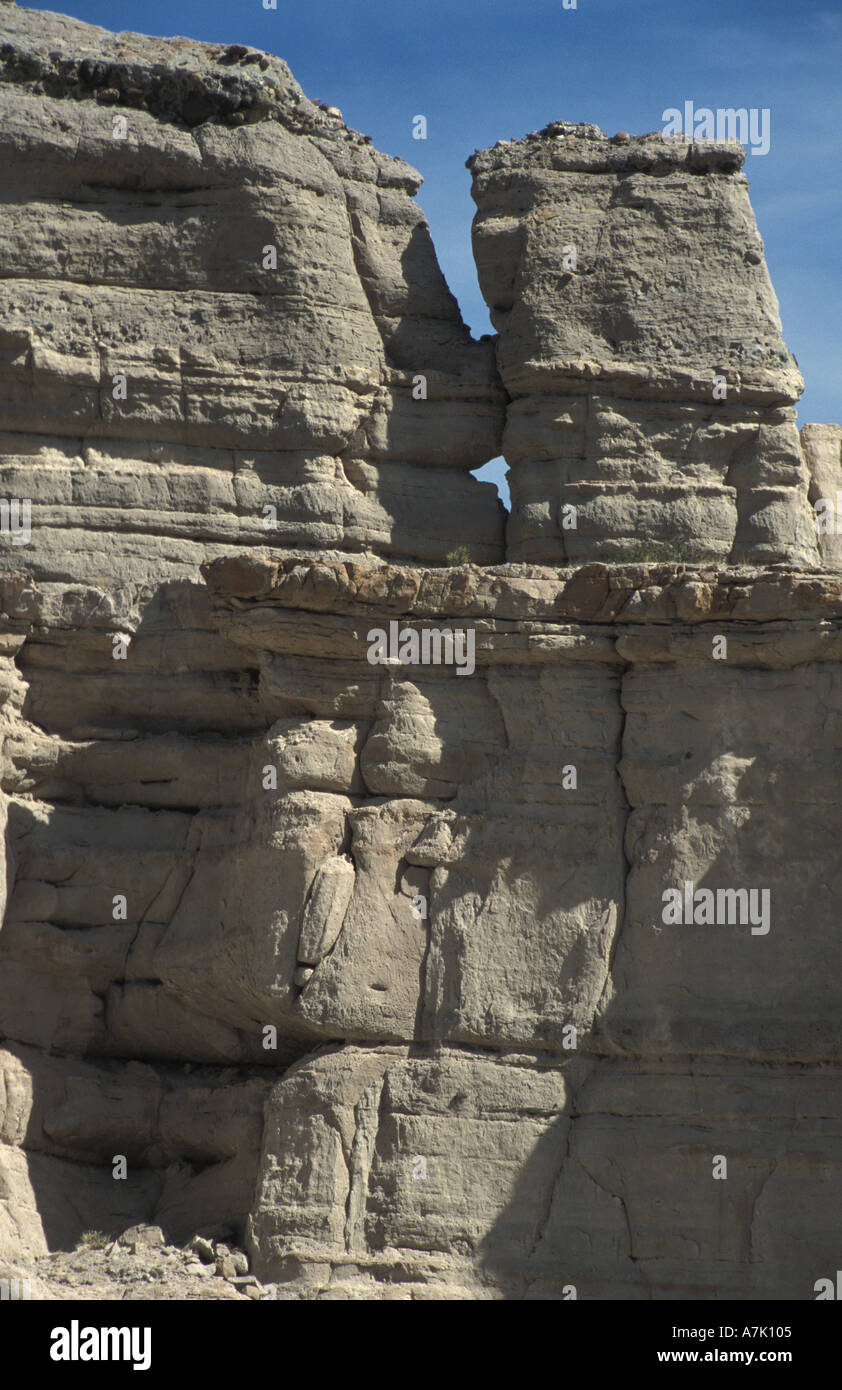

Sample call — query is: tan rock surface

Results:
[469,123,821,567]
[0,4,840,1303]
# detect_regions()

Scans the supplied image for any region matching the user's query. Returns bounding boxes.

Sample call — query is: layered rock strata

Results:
[0,3,840,1302]
[0,3,504,583]
[3,556,842,1297]
[469,123,822,567]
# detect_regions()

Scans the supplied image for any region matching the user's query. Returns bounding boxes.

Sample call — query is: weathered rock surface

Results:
[0,3,505,582]
[469,123,821,567]
[0,3,840,1302]
[249,1046,842,1300]
[3,553,842,1298]
[803,423,842,567]
[0,1224,270,1299]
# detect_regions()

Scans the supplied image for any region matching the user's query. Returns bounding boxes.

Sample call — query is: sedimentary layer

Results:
[0,2,505,582]
[469,123,823,567]
[0,3,840,1302]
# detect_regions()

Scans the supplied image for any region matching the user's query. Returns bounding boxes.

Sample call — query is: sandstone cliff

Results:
[1,3,840,1301]
[0,2,504,582]
[469,122,820,566]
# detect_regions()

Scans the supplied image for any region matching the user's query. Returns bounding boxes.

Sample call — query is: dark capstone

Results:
[108,64,130,90]
[15,53,44,81]
[78,58,108,86]
[182,88,217,126]
[215,91,241,117]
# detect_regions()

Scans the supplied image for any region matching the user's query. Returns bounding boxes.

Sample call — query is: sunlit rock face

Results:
[1,4,841,1302]
[0,2,505,585]
[469,122,820,568]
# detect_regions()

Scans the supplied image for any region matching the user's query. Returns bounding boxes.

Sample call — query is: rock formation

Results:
[1,3,841,1301]
[469,123,820,566]
[0,2,504,582]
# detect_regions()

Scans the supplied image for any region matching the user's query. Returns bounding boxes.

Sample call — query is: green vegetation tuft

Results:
[77,1230,110,1250]
[445,546,473,566]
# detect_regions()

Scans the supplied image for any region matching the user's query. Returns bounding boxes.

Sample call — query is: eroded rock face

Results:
[803,424,842,567]
[4,555,842,1298]
[249,1046,842,1300]
[469,123,820,567]
[1,3,841,1302]
[0,3,505,583]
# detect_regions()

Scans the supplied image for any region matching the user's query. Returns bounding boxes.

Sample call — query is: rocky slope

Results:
[1,3,841,1301]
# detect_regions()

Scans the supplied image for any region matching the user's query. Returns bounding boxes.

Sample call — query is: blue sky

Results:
[29,0,842,506]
